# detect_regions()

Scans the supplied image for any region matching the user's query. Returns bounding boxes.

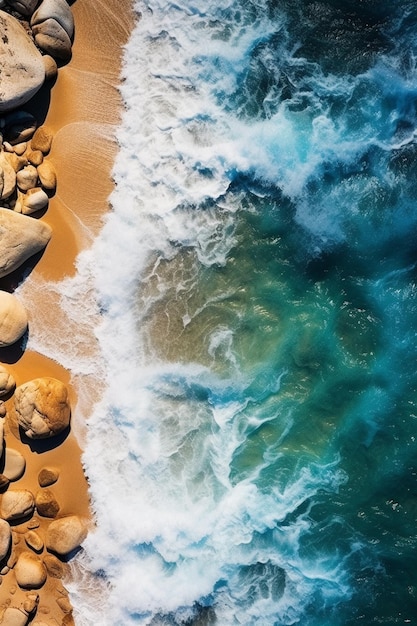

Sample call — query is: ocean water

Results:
[35,0,417,624]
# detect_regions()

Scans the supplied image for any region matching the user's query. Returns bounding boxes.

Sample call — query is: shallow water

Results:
[55,0,417,623]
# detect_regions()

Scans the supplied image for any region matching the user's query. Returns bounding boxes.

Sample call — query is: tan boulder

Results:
[0,518,11,561]
[0,208,51,278]
[35,489,59,518]
[13,142,27,156]
[0,153,17,200]
[37,160,56,190]
[26,149,43,167]
[38,466,59,487]
[29,126,53,155]
[0,607,29,626]
[15,551,47,589]
[0,291,28,348]
[0,13,45,113]
[43,552,65,578]
[3,448,26,481]
[16,165,38,192]
[42,54,58,82]
[14,377,71,439]
[0,489,35,522]
[25,530,43,553]
[46,515,87,556]
[0,365,15,397]
[21,187,49,215]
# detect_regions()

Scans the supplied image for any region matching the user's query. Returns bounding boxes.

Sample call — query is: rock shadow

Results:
[0,328,28,364]
[19,423,71,453]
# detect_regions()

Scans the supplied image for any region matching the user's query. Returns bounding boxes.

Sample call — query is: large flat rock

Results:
[0,11,46,112]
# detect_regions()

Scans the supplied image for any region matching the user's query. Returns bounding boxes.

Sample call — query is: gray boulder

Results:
[0,12,45,112]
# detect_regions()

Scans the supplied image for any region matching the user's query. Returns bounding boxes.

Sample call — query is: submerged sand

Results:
[0,0,134,622]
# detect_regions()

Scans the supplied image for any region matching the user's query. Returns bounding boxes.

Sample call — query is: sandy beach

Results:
[0,0,134,622]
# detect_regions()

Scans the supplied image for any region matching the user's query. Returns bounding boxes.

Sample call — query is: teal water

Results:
[78,1,417,623]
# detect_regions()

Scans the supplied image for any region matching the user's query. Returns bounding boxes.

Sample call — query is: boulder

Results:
[26,149,43,167]
[35,489,59,518]
[0,489,35,521]
[6,0,40,16]
[0,13,45,113]
[42,54,58,82]
[0,607,29,626]
[46,515,87,556]
[14,377,71,439]
[42,552,64,578]
[30,126,53,154]
[25,530,43,552]
[21,187,49,215]
[37,160,56,190]
[0,291,28,347]
[3,448,26,481]
[15,551,47,589]
[31,0,74,38]
[38,466,59,487]
[0,209,52,278]
[32,19,72,62]
[0,365,15,397]
[0,518,11,561]
[16,165,38,192]
[0,153,17,200]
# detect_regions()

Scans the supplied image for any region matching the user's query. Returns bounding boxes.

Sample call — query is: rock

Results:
[13,143,27,157]
[45,516,87,556]
[22,593,39,615]
[42,553,64,578]
[29,127,53,155]
[0,366,15,397]
[3,112,37,146]
[0,153,17,200]
[14,377,71,439]
[6,0,39,16]
[32,19,72,62]
[0,13,45,113]
[31,0,74,39]
[21,187,49,215]
[3,448,26,482]
[56,597,71,613]
[0,519,11,561]
[0,607,29,626]
[0,475,10,491]
[16,166,38,192]
[35,489,59,518]
[25,530,43,553]
[4,152,28,174]
[38,466,59,487]
[0,489,35,522]
[0,291,28,348]
[0,208,51,278]
[0,366,15,398]
[26,150,43,167]
[15,551,47,589]
[42,55,58,82]
[37,161,56,190]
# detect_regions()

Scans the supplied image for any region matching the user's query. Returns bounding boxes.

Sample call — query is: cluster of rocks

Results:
[0,1,89,624]
[0,371,88,625]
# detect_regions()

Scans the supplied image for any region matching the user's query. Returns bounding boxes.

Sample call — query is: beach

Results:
[0,1,133,623]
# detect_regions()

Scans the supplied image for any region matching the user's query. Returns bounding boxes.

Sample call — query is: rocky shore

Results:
[0,0,133,624]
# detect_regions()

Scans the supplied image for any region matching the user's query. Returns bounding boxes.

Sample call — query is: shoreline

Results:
[0,0,134,623]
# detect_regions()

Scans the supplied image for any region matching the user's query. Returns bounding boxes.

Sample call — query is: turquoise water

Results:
[75,1,417,623]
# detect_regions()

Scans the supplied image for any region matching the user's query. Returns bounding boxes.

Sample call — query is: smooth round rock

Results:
[0,365,15,397]
[26,149,43,167]
[15,551,47,589]
[0,518,11,561]
[0,292,28,348]
[0,153,17,200]
[0,13,45,113]
[38,466,59,487]
[21,187,49,215]
[37,160,56,190]
[0,489,35,522]
[45,515,87,556]
[3,448,26,482]
[35,489,59,518]
[30,126,53,154]
[43,552,65,578]
[0,208,52,279]
[25,530,43,553]
[31,0,74,38]
[16,165,38,192]
[14,377,71,439]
